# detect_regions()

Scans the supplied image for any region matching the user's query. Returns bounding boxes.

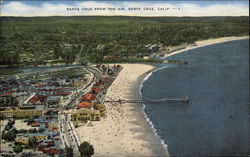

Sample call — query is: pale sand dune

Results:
[163,35,249,58]
[76,64,168,157]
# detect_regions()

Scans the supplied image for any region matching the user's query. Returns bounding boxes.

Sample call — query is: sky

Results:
[1,1,249,17]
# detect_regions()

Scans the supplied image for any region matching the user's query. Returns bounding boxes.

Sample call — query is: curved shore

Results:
[163,35,249,58]
[75,64,168,156]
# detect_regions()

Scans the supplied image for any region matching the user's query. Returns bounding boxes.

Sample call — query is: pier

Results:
[105,97,190,104]
[43,97,189,112]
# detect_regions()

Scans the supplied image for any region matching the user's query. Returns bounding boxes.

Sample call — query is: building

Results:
[0,106,43,119]
[34,133,49,141]
[15,133,48,144]
[71,108,100,126]
[81,93,95,102]
[48,122,58,131]
[15,134,29,144]
[94,103,106,117]
[91,87,101,94]
[42,147,63,155]
[37,142,49,151]
[77,101,92,109]
[46,96,62,107]
[73,79,84,87]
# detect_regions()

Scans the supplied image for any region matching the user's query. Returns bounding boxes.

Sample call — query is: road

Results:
[58,114,81,156]
[62,64,102,109]
[58,64,102,155]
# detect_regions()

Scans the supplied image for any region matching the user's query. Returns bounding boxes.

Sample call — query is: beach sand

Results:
[163,35,249,58]
[76,64,168,157]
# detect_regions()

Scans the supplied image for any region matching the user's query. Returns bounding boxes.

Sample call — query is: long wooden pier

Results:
[105,97,190,104]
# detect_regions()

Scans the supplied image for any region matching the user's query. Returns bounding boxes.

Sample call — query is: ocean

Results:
[140,39,249,156]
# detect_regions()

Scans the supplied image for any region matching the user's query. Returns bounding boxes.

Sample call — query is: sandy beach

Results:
[163,35,249,58]
[76,64,168,156]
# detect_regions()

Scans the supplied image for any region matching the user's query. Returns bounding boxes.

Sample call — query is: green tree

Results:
[18,129,27,134]
[5,124,12,131]
[79,141,94,157]
[28,136,37,149]
[28,128,37,133]
[27,117,34,124]
[13,145,23,153]
[2,130,16,141]
[65,146,74,157]
[38,128,45,133]
[8,119,15,126]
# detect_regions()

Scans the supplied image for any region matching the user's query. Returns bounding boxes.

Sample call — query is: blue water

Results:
[141,39,249,156]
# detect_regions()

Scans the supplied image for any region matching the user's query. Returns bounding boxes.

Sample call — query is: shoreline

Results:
[162,35,249,59]
[75,64,168,156]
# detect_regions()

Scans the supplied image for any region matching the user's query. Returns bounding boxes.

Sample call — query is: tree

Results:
[8,119,15,126]
[27,117,34,124]
[78,141,94,157]
[18,129,27,134]
[65,146,74,157]
[28,136,37,149]
[28,128,37,133]
[5,124,12,131]
[38,128,45,133]
[2,130,16,141]
[13,145,23,153]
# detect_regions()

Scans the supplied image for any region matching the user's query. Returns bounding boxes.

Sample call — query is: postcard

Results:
[0,0,249,156]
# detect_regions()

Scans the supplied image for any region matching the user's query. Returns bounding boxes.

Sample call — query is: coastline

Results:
[75,64,168,156]
[162,35,249,58]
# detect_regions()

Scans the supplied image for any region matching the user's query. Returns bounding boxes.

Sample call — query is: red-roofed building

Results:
[93,82,101,87]
[54,91,71,96]
[92,88,101,94]
[1,91,13,97]
[37,143,48,151]
[77,101,92,109]
[101,77,109,82]
[37,95,47,102]
[82,93,95,102]
[42,147,63,155]
[31,121,40,127]
[28,97,40,104]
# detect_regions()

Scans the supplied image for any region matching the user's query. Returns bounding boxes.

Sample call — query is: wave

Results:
[139,65,172,155]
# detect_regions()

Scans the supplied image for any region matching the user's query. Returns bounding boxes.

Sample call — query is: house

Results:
[71,108,100,126]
